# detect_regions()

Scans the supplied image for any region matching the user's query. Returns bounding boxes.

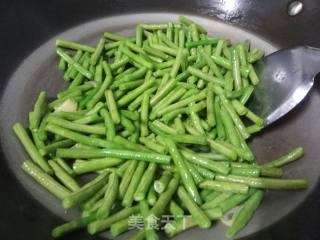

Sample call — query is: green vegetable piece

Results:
[21,160,70,200]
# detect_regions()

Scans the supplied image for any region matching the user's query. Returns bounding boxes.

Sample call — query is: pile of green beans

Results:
[12,16,307,239]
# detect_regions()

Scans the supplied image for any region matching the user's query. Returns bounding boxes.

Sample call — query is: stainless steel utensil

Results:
[249,46,319,124]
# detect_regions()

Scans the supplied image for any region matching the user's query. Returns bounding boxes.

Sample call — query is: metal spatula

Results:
[247,46,319,125]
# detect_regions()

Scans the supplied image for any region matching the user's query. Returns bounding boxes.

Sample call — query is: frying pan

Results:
[0,0,320,239]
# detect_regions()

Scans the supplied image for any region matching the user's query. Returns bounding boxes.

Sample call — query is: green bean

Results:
[166,23,174,41]
[196,165,216,180]
[111,56,130,71]
[81,184,108,210]
[91,38,105,65]
[181,149,231,174]
[171,134,208,145]
[46,124,120,149]
[260,167,283,178]
[201,192,233,210]
[48,160,80,191]
[94,62,103,83]
[118,79,154,107]
[151,87,186,118]
[149,43,178,56]
[58,58,67,72]
[151,120,178,135]
[96,110,113,141]
[96,172,119,218]
[31,129,45,153]
[56,48,92,79]
[120,45,153,69]
[236,43,247,67]
[207,139,237,160]
[170,48,184,78]
[216,189,255,214]
[54,157,74,177]
[214,97,226,139]
[151,173,180,217]
[141,23,168,30]
[246,124,263,134]
[204,83,216,128]
[173,117,185,134]
[226,190,264,238]
[140,92,150,137]
[201,190,221,202]
[139,137,166,154]
[103,32,127,41]
[56,39,95,52]
[139,200,159,240]
[219,95,250,139]
[106,48,117,56]
[187,66,224,86]
[183,121,202,135]
[122,161,147,207]
[58,83,92,98]
[223,45,232,59]
[177,186,211,229]
[29,91,46,130]
[214,40,225,57]
[220,107,241,147]
[199,180,249,194]
[134,163,157,201]
[164,207,222,237]
[247,48,264,63]
[22,160,70,199]
[52,215,96,238]
[116,161,131,177]
[179,16,206,34]
[88,205,139,234]
[185,38,218,48]
[156,91,207,117]
[143,43,171,61]
[73,113,102,125]
[178,29,185,48]
[215,174,308,190]
[118,79,143,91]
[185,161,204,184]
[189,103,205,134]
[231,47,242,90]
[224,71,234,92]
[231,167,260,177]
[154,170,172,194]
[119,115,135,134]
[73,158,123,174]
[150,77,177,107]
[13,123,52,174]
[49,95,80,113]
[169,200,184,216]
[164,138,202,204]
[110,218,130,237]
[47,115,105,135]
[79,86,99,109]
[86,61,113,109]
[119,160,138,199]
[63,172,108,209]
[120,110,139,121]
[158,31,178,50]
[135,25,143,47]
[104,90,120,124]
[114,67,137,81]
[147,186,157,206]
[263,147,304,168]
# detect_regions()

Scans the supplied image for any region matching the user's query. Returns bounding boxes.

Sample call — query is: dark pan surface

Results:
[0,1,320,240]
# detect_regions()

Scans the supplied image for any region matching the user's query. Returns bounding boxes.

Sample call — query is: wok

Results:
[0,0,320,239]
